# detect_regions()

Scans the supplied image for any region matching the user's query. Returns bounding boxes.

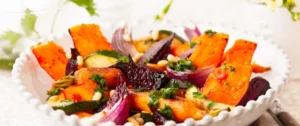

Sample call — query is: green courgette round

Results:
[84,50,126,68]
[52,100,105,115]
[158,30,186,44]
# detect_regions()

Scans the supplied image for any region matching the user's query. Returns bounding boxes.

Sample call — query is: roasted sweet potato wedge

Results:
[159,99,206,122]
[74,67,126,89]
[131,92,206,122]
[201,63,253,106]
[189,33,229,69]
[170,43,190,56]
[69,24,112,58]
[222,39,257,65]
[252,63,271,73]
[31,41,68,80]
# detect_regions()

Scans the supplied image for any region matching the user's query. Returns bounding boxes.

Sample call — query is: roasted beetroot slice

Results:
[137,33,175,64]
[111,56,170,90]
[237,77,270,106]
[97,73,128,112]
[65,48,80,75]
[151,107,167,125]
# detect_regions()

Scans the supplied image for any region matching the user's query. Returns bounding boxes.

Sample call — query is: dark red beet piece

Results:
[97,73,128,112]
[151,107,167,125]
[237,77,270,106]
[110,56,170,90]
[137,33,175,65]
[65,48,80,75]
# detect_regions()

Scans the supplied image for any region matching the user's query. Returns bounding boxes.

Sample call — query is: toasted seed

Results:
[136,117,144,125]
[77,56,83,66]
[157,60,168,67]
[167,54,179,62]
[92,92,102,101]
[127,117,139,126]
[132,113,141,118]
[110,90,115,97]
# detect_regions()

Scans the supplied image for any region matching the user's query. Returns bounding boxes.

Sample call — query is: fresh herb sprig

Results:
[168,59,195,71]
[154,0,174,21]
[158,105,174,120]
[90,74,108,90]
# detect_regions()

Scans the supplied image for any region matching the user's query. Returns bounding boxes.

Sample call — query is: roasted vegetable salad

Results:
[31,23,272,125]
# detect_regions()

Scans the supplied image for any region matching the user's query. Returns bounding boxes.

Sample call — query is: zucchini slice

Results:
[84,50,126,68]
[52,100,104,115]
[158,30,186,44]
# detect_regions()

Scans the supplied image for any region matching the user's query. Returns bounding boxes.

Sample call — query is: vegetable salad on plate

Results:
[30,23,272,125]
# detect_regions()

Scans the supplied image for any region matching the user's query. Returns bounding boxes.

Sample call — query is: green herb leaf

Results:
[118,57,129,63]
[90,74,108,90]
[229,66,236,72]
[221,63,227,70]
[158,105,173,119]
[291,11,300,21]
[154,0,173,21]
[168,59,195,71]
[193,91,206,99]
[225,82,229,86]
[21,9,38,37]
[283,0,296,11]
[208,101,216,108]
[68,0,98,16]
[47,88,61,97]
[0,57,15,69]
[204,29,217,37]
[61,99,72,102]
[0,30,22,45]
[148,90,161,108]
[141,112,154,123]
[189,42,197,48]
[161,88,176,99]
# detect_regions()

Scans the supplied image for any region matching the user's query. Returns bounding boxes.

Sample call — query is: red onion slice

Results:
[179,45,197,59]
[97,94,131,124]
[184,26,201,41]
[111,26,138,56]
[167,66,214,88]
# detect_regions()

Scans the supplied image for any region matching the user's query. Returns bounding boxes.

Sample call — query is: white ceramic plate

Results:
[12,20,290,126]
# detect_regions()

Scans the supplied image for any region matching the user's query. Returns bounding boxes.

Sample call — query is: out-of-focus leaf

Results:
[21,9,38,36]
[283,0,296,11]
[68,0,98,16]
[154,0,173,21]
[0,30,22,45]
[291,11,300,21]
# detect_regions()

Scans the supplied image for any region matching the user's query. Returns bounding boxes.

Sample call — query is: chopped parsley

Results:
[221,63,227,70]
[168,59,195,71]
[90,74,108,90]
[166,79,194,89]
[193,91,206,99]
[161,88,176,99]
[118,57,129,63]
[47,88,61,97]
[148,88,177,107]
[94,86,108,102]
[144,56,153,64]
[208,101,216,108]
[189,42,197,48]
[158,105,173,120]
[205,29,217,37]
[225,82,230,86]
[148,90,161,107]
[229,66,236,72]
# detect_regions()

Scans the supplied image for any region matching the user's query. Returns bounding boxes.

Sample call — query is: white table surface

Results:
[0,0,300,125]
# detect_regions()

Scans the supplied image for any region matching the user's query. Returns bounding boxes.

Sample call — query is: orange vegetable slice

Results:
[69,24,112,58]
[222,39,257,65]
[170,43,190,56]
[201,63,253,106]
[189,33,229,69]
[252,62,271,73]
[131,92,206,122]
[31,41,68,80]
